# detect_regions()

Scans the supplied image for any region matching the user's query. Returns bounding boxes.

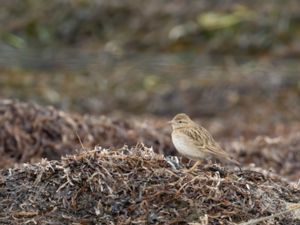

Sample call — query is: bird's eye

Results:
[179,121,182,123]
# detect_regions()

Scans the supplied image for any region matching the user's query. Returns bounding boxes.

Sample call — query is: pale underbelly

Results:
[172,132,209,160]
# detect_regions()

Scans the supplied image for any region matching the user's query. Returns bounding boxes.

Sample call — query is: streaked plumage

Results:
[169,113,239,166]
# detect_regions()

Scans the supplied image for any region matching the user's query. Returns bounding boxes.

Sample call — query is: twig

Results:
[74,129,86,151]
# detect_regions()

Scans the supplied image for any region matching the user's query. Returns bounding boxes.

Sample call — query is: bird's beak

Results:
[167,120,173,124]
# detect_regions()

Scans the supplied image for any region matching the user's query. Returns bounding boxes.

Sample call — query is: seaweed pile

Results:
[1,145,299,225]
[1,99,300,182]
[228,133,300,181]
[0,100,173,169]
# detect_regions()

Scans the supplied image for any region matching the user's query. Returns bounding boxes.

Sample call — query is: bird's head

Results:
[168,113,194,130]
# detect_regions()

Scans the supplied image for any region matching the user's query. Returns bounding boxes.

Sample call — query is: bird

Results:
[169,113,240,171]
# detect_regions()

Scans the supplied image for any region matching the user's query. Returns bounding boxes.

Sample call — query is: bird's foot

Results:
[186,160,202,172]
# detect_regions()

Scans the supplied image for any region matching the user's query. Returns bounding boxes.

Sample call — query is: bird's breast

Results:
[171,131,207,160]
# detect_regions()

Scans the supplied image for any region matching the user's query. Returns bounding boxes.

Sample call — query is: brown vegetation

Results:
[1,145,299,224]
[1,100,300,182]
[1,1,300,224]
[0,100,173,169]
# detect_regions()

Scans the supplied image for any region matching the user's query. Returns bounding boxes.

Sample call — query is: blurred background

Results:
[0,0,300,135]
[1,0,300,180]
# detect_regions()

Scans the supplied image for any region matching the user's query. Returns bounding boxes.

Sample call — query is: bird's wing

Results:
[182,126,231,159]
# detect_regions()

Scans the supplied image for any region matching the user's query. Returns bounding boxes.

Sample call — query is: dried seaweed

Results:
[0,100,173,169]
[0,145,299,225]
[226,133,300,181]
[1,99,300,183]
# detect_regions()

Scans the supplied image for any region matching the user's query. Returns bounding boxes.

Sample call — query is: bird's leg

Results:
[187,160,202,172]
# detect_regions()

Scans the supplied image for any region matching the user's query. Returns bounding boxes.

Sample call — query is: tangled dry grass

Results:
[1,145,300,225]
[0,100,300,224]
[228,133,300,182]
[0,100,173,169]
[1,100,300,182]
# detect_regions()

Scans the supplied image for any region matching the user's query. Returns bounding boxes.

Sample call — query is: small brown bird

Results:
[169,113,239,170]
